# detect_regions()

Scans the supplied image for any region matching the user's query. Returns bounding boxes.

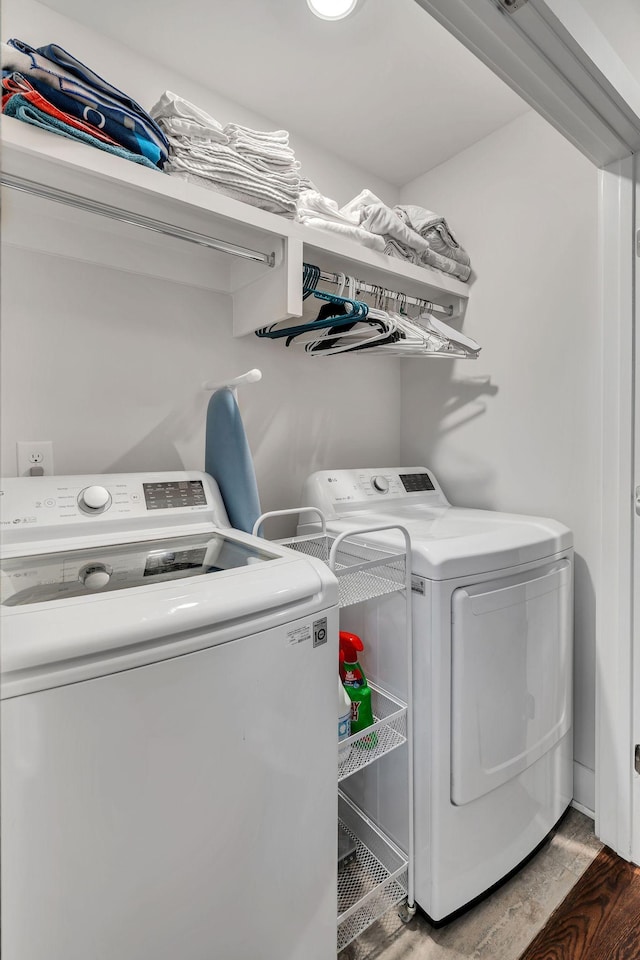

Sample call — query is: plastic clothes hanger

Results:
[254,291,368,341]
[305,310,397,355]
[302,262,321,300]
[303,281,397,355]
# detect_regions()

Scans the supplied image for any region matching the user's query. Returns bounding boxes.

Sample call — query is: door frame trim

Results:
[596,156,635,858]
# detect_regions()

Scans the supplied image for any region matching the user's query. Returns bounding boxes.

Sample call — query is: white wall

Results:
[2,0,397,206]
[0,243,401,520]
[399,111,600,808]
[577,0,640,89]
[0,0,402,517]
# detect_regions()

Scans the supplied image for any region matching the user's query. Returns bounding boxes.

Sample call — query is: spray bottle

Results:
[339,631,376,747]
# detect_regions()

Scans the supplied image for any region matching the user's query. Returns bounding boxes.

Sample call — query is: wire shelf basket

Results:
[282,534,406,608]
[339,684,407,782]
[337,793,408,953]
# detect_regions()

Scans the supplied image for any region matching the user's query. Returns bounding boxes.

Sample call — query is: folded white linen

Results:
[157,116,229,142]
[166,141,301,189]
[341,190,471,281]
[383,238,420,263]
[166,156,300,203]
[232,139,297,166]
[166,155,298,195]
[150,91,227,140]
[296,189,361,226]
[394,204,470,267]
[297,216,386,251]
[168,169,297,218]
[224,122,290,144]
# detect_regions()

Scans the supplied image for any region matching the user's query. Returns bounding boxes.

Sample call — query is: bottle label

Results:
[338,715,350,740]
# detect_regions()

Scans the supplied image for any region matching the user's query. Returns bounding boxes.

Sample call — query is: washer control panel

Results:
[302,467,448,517]
[0,471,228,542]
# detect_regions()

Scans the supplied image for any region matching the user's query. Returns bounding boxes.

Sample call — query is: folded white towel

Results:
[224,122,290,144]
[166,141,301,189]
[298,216,386,251]
[168,169,297,218]
[394,204,470,267]
[166,152,299,197]
[150,91,227,140]
[233,140,297,166]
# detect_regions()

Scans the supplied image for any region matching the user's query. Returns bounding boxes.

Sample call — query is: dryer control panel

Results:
[302,467,449,517]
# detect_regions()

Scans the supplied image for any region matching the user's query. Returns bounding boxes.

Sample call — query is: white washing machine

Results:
[302,466,573,923]
[1,471,339,960]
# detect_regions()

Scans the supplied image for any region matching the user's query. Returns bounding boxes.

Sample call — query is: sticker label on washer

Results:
[313,617,328,648]
[411,576,426,595]
[287,624,312,646]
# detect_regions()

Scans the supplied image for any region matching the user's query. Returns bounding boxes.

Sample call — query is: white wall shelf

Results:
[1,118,470,337]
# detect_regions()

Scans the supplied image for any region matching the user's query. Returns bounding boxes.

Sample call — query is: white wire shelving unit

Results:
[253,509,415,953]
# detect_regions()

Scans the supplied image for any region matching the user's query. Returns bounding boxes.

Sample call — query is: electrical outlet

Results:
[17,441,54,477]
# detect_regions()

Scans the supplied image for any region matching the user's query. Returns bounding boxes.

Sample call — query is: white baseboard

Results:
[572,760,595,819]
[571,798,595,820]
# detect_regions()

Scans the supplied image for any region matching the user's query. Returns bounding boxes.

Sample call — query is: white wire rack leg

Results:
[329,524,415,914]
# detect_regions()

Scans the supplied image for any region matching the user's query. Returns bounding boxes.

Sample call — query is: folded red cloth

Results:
[2,74,121,146]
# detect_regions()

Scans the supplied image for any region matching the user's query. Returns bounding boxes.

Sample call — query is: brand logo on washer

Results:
[313,617,328,647]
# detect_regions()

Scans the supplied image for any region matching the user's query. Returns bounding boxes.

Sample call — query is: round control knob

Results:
[371,476,389,494]
[78,485,111,514]
[79,562,112,590]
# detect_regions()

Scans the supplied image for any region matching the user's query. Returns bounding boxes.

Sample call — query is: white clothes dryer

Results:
[1,472,339,960]
[302,466,573,923]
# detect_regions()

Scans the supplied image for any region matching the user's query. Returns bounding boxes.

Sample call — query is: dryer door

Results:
[451,559,572,805]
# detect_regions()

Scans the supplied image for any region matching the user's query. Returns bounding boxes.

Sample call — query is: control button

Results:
[44,498,56,507]
[79,562,112,590]
[371,476,389,494]
[130,493,141,503]
[78,485,112,515]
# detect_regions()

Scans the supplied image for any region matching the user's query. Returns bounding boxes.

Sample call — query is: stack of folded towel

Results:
[393,204,471,273]
[1,39,167,169]
[340,190,472,282]
[296,188,385,251]
[151,92,301,218]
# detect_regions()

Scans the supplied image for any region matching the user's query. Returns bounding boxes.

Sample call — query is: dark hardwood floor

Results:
[519,846,640,960]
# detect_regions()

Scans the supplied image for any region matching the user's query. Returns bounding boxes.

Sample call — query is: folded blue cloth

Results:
[4,95,158,170]
[36,42,152,119]
[4,39,168,165]
[7,70,161,165]
[204,388,261,535]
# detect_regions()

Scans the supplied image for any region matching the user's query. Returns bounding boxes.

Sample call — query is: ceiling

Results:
[40,0,529,186]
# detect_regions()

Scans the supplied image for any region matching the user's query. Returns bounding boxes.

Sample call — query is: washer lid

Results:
[1,531,278,607]
[324,505,573,579]
[1,530,337,698]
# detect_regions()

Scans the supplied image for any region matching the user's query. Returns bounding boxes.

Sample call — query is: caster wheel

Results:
[398,901,417,924]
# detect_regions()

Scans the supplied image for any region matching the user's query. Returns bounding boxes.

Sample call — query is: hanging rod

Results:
[1,173,277,267]
[318,269,454,317]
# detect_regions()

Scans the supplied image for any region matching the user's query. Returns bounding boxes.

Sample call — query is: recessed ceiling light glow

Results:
[307,0,359,21]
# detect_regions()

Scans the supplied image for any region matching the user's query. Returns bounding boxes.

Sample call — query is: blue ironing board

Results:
[204,388,261,534]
